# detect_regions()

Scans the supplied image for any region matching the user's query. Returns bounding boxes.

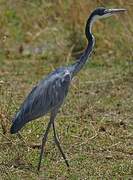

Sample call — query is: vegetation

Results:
[0,0,133,179]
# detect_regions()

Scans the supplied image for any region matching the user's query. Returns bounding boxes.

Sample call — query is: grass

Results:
[0,0,133,179]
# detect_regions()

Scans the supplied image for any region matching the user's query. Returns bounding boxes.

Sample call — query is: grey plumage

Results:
[11,68,71,133]
[10,7,126,171]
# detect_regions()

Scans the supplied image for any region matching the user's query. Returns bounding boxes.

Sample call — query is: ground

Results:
[0,0,133,179]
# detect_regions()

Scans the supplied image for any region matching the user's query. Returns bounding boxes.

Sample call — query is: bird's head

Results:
[85,7,127,39]
[90,7,127,21]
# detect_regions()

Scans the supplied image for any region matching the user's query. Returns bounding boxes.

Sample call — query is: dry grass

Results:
[0,0,133,179]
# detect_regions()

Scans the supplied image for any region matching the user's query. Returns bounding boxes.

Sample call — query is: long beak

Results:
[108,8,127,14]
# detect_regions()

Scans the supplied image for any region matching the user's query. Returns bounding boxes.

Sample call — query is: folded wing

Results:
[10,70,71,133]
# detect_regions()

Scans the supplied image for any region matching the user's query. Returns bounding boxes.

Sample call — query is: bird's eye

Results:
[104,9,108,14]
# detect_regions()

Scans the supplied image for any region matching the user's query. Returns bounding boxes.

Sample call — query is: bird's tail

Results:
[10,112,25,134]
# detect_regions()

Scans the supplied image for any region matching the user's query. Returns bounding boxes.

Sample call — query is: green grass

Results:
[0,0,133,179]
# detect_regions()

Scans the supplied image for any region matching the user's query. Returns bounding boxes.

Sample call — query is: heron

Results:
[10,7,126,171]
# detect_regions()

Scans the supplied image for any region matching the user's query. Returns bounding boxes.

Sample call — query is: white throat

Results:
[89,13,112,33]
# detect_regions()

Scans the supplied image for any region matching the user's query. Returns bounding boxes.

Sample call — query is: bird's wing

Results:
[11,70,71,133]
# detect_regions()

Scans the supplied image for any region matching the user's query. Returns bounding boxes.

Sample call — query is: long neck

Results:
[70,16,95,77]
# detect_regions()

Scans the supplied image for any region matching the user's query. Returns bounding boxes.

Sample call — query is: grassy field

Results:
[0,0,133,179]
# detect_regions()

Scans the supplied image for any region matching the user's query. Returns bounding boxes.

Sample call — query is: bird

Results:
[10,7,126,171]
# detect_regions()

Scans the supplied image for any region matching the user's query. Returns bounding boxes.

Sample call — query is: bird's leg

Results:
[37,120,52,171]
[53,122,69,168]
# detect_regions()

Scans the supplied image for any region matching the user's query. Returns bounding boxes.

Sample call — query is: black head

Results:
[90,7,127,20]
[91,7,107,17]
[85,7,126,40]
